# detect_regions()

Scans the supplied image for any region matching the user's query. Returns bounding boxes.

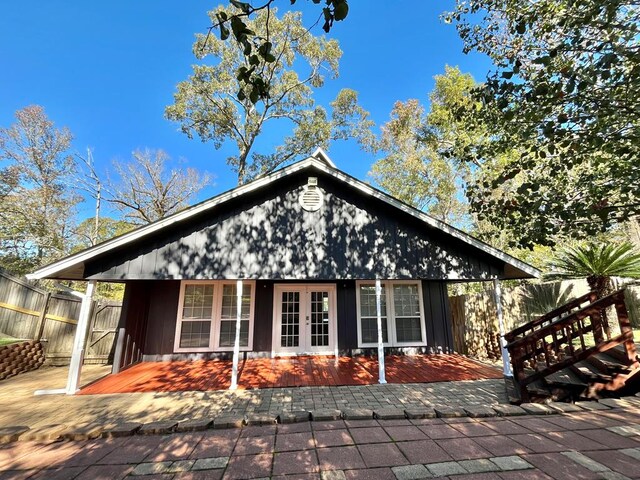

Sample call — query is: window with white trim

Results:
[175,281,255,352]
[356,281,426,347]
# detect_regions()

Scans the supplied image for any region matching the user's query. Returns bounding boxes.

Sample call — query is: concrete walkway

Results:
[0,366,508,430]
[1,406,639,479]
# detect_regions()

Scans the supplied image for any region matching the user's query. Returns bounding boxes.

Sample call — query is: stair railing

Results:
[506,290,637,402]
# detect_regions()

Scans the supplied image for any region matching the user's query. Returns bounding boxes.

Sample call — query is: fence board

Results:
[0,270,122,365]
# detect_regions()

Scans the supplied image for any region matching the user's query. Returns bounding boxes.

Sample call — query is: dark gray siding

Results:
[84,168,505,282]
[253,280,274,352]
[120,279,453,357]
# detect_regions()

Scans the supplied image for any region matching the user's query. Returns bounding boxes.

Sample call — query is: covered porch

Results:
[79,354,503,394]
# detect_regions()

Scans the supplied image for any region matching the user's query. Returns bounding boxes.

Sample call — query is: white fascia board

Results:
[27,157,320,280]
[310,162,541,279]
[28,155,540,280]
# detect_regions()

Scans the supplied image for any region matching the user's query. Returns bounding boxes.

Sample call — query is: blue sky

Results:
[0,1,493,221]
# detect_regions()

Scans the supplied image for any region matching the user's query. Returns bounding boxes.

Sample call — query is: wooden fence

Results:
[449,279,640,360]
[0,270,122,365]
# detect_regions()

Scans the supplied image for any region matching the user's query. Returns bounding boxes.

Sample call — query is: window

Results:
[175,281,255,352]
[356,281,426,347]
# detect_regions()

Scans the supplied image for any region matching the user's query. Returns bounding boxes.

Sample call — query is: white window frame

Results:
[356,280,427,348]
[174,280,256,353]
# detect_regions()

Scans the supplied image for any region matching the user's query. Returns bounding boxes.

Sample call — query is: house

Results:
[29,149,539,391]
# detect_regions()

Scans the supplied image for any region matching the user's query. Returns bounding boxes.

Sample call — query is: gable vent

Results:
[299,177,323,212]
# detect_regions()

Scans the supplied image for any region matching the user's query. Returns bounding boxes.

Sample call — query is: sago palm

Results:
[545,242,640,298]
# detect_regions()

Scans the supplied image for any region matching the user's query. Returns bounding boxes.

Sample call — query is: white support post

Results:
[230,279,243,390]
[494,279,513,377]
[376,279,387,384]
[66,280,96,394]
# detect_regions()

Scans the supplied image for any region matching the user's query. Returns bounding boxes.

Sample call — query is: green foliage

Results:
[0,105,80,275]
[213,0,349,103]
[369,66,475,225]
[520,282,576,322]
[72,217,135,252]
[448,0,640,247]
[545,242,640,298]
[106,149,211,225]
[167,6,372,184]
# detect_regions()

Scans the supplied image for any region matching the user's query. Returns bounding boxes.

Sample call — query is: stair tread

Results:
[545,368,588,387]
[590,352,633,371]
[571,361,613,383]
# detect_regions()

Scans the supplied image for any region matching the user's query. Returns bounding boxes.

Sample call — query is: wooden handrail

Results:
[506,291,624,350]
[506,288,636,402]
[505,291,598,342]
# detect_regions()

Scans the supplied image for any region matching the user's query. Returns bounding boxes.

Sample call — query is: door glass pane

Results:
[280,291,300,347]
[310,291,329,347]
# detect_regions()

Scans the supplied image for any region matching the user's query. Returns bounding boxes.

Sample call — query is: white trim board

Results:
[28,150,540,280]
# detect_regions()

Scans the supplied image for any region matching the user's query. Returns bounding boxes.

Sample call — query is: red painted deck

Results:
[79,355,503,394]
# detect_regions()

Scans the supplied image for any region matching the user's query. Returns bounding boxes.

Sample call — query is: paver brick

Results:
[314,429,354,448]
[192,456,229,470]
[606,425,640,437]
[101,422,143,438]
[246,413,276,426]
[464,406,498,418]
[342,408,373,420]
[459,458,499,473]
[272,450,319,475]
[166,459,196,472]
[139,421,178,435]
[317,445,365,470]
[597,398,633,409]
[20,424,67,442]
[575,401,610,411]
[490,455,533,471]
[311,409,342,421]
[62,423,103,441]
[175,419,213,432]
[321,470,347,480]
[547,402,584,413]
[404,408,436,419]
[212,415,245,429]
[0,426,29,443]
[434,406,467,418]
[396,439,452,464]
[374,408,406,420]
[561,451,610,472]
[278,411,310,424]
[131,461,172,476]
[426,461,467,477]
[391,464,431,480]
[519,403,556,415]
[357,443,408,468]
[492,405,527,417]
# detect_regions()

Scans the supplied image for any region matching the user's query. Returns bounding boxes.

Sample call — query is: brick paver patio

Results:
[1,405,639,479]
[0,365,508,430]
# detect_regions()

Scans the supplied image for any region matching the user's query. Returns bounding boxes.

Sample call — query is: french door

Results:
[272,284,337,356]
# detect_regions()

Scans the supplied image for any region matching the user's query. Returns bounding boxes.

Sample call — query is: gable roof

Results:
[28,150,540,280]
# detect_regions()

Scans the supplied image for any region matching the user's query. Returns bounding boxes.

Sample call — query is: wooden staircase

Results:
[504,289,640,403]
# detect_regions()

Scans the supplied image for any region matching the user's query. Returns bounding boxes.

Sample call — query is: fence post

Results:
[34,292,51,341]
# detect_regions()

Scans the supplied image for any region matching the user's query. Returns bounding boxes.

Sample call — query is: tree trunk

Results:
[587,275,612,337]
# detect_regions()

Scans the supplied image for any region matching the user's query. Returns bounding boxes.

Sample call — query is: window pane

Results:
[359,284,386,317]
[393,284,420,317]
[361,317,388,344]
[395,317,422,343]
[179,320,211,348]
[218,320,249,347]
[221,284,252,319]
[182,284,214,319]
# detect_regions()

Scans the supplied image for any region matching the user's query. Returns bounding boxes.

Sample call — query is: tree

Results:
[0,105,80,274]
[208,0,349,102]
[369,67,476,226]
[72,217,134,251]
[107,149,211,225]
[447,0,640,247]
[166,6,372,184]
